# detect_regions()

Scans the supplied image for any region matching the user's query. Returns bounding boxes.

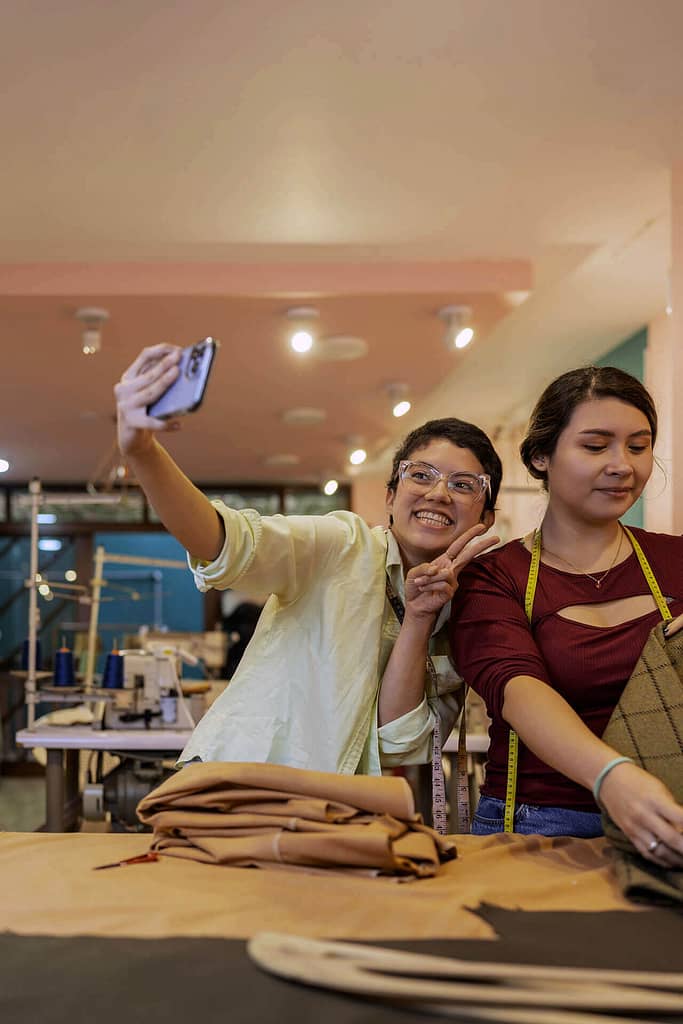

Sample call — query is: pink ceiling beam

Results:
[0,260,532,296]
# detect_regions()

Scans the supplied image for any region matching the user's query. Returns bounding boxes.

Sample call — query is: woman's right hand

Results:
[599,759,683,868]
[114,344,183,457]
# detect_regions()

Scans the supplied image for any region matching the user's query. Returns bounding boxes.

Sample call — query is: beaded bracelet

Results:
[592,755,634,806]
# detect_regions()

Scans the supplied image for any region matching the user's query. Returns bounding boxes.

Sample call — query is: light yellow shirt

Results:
[178,502,464,774]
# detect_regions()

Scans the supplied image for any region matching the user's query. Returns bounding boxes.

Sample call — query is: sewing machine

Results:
[100,645,200,730]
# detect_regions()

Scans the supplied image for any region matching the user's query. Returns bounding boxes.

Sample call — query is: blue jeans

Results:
[472,795,603,838]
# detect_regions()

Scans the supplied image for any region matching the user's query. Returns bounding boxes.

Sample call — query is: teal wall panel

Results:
[595,328,647,528]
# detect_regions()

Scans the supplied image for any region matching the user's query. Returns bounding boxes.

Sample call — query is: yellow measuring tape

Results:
[502,524,671,834]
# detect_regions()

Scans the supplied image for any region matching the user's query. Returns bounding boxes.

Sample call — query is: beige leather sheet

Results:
[0,831,639,940]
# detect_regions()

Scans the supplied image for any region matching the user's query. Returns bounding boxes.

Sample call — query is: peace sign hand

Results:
[404,523,499,622]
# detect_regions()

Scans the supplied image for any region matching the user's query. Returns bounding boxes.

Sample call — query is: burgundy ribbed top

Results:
[450,527,683,809]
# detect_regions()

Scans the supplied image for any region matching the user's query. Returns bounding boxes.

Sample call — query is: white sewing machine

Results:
[100,645,199,730]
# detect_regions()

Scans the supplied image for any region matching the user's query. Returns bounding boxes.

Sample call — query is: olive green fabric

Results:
[601,621,683,905]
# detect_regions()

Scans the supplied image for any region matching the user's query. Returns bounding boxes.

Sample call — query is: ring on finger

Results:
[647,837,661,853]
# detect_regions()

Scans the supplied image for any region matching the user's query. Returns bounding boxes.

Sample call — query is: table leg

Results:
[45,748,65,832]
[64,749,80,831]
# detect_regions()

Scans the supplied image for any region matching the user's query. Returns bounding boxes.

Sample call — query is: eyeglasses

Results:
[398,460,491,504]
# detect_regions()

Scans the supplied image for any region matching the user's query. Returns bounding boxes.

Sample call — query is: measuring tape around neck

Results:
[503,524,671,834]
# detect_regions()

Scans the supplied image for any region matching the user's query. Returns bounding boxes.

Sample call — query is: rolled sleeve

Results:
[378,695,436,766]
[187,502,262,594]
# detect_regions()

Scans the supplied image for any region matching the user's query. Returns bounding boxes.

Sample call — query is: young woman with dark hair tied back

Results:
[115,345,502,804]
[451,366,683,867]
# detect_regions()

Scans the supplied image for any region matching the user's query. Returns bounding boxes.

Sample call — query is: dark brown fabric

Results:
[136,761,456,878]
[601,621,683,905]
[2,909,681,1024]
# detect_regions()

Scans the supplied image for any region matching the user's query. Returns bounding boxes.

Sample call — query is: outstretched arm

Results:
[115,344,224,561]
[503,675,683,868]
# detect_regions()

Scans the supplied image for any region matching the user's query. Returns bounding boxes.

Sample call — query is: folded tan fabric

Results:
[136,762,456,879]
[601,621,683,906]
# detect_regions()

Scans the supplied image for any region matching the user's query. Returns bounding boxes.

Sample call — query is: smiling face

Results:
[386,438,494,570]
[534,397,654,525]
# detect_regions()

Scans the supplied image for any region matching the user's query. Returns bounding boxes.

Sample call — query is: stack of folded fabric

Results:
[136,762,456,879]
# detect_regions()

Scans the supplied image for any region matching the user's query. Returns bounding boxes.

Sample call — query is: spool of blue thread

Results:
[54,647,76,687]
[102,651,124,689]
[21,639,42,671]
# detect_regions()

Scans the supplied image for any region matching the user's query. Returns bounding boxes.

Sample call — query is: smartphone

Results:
[148,337,219,419]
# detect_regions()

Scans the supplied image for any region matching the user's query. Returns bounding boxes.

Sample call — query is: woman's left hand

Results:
[664,612,683,638]
[404,523,499,621]
[599,760,683,868]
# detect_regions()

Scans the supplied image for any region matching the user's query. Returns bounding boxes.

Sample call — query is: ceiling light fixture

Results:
[281,407,327,426]
[386,382,411,418]
[0,458,10,473]
[344,435,368,467]
[286,306,319,354]
[323,479,339,496]
[75,306,110,355]
[438,304,475,351]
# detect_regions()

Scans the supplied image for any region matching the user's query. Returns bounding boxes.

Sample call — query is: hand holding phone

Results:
[147,337,219,419]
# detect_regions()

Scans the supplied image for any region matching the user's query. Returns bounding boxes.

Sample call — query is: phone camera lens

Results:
[186,345,202,379]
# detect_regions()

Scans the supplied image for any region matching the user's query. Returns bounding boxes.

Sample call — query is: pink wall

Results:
[672,164,683,534]
[644,310,674,532]
[351,470,389,528]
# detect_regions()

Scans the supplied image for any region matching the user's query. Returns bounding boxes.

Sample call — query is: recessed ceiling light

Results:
[503,290,531,308]
[290,330,314,353]
[0,459,10,473]
[315,335,368,362]
[281,407,327,426]
[323,479,339,496]
[349,448,367,466]
[264,453,301,466]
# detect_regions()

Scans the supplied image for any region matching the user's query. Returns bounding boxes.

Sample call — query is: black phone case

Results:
[148,338,217,419]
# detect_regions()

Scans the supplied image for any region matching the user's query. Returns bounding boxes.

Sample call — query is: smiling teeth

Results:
[416,512,452,526]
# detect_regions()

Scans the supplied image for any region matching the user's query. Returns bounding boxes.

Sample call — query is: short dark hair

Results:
[386,417,502,512]
[520,365,658,488]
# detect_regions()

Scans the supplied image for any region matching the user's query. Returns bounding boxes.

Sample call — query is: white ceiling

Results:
[1,0,681,486]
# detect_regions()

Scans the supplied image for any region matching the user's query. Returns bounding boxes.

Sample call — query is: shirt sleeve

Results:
[187,501,354,604]
[450,552,551,720]
[377,695,435,765]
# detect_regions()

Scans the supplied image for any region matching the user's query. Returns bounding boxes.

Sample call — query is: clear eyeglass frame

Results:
[398,460,491,504]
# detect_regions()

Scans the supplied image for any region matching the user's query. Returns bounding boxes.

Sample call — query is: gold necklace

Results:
[540,524,624,590]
